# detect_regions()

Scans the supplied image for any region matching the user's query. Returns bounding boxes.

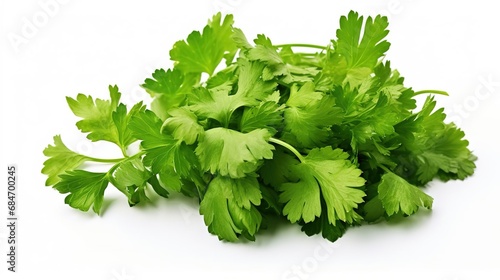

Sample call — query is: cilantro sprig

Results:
[42,11,476,242]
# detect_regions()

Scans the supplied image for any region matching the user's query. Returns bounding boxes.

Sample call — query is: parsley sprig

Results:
[42,11,476,242]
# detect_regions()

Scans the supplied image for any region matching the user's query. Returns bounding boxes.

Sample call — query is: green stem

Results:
[293,52,322,57]
[120,146,129,158]
[414,89,449,96]
[85,150,145,164]
[378,164,392,174]
[273,43,327,50]
[269,137,305,162]
[85,156,123,163]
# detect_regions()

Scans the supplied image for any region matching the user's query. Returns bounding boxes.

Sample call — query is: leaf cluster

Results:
[42,11,476,243]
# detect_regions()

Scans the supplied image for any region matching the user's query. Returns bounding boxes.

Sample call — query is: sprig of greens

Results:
[42,11,476,242]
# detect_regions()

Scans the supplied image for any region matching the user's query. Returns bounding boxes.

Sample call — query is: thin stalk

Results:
[269,137,305,162]
[85,156,123,163]
[414,89,448,96]
[120,146,129,158]
[292,52,322,57]
[273,43,327,50]
[88,150,146,167]
[378,164,392,174]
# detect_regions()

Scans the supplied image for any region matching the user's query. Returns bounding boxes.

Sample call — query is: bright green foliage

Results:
[378,172,433,216]
[280,147,366,224]
[161,107,204,145]
[66,85,121,144]
[200,176,262,241]
[42,135,89,186]
[130,109,198,177]
[113,102,144,151]
[188,87,249,127]
[195,128,274,178]
[240,101,283,133]
[283,83,342,148]
[54,170,109,214]
[170,13,237,75]
[142,68,197,120]
[42,12,476,243]
[335,11,390,69]
[111,158,152,206]
[301,208,348,243]
[235,58,277,102]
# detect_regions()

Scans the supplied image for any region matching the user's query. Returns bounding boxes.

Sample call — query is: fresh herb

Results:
[42,12,476,242]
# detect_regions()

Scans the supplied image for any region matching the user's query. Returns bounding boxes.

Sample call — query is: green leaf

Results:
[53,170,109,214]
[246,36,315,84]
[279,147,366,224]
[111,158,151,206]
[378,172,433,216]
[416,124,477,184]
[227,176,262,209]
[259,147,299,189]
[279,171,321,223]
[112,102,144,152]
[240,101,283,133]
[335,11,390,69]
[130,110,198,177]
[283,90,342,148]
[112,159,150,190]
[234,58,277,102]
[200,176,262,241]
[196,127,275,178]
[231,27,252,49]
[188,87,249,127]
[66,85,121,144]
[162,107,204,145]
[348,94,399,145]
[395,97,477,184]
[42,135,89,186]
[301,208,348,243]
[362,195,386,223]
[259,186,282,215]
[142,68,198,120]
[206,65,237,92]
[148,174,170,198]
[143,68,189,97]
[227,199,262,241]
[286,82,323,107]
[170,13,237,75]
[247,39,288,81]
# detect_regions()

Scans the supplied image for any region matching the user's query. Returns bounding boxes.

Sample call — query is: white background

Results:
[1,0,500,279]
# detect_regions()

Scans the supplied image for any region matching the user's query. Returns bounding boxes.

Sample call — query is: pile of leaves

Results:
[42,11,476,242]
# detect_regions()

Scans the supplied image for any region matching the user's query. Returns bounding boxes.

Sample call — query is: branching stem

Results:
[269,137,305,162]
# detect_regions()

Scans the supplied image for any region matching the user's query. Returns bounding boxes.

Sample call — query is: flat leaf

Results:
[142,68,198,120]
[162,107,204,145]
[170,13,237,75]
[130,110,198,177]
[196,128,274,178]
[335,11,390,69]
[53,170,109,214]
[279,147,366,224]
[200,176,262,241]
[240,101,283,133]
[66,85,121,143]
[42,135,89,186]
[378,172,433,216]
